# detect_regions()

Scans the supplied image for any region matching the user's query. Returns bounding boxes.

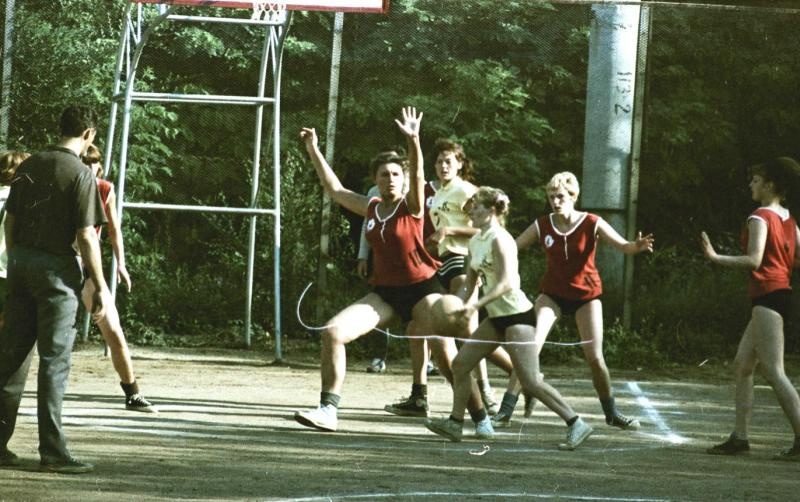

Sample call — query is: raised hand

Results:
[635,232,655,253]
[699,231,716,260]
[299,127,318,149]
[395,106,423,138]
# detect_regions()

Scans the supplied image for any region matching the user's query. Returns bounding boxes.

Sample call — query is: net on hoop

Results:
[252,1,287,22]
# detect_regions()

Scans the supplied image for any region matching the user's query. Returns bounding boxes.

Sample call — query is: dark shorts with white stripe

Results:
[436,252,466,291]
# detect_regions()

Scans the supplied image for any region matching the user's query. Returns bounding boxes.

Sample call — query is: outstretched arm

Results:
[596,218,654,255]
[395,107,424,217]
[300,127,370,217]
[515,220,540,251]
[701,219,765,269]
[105,191,131,292]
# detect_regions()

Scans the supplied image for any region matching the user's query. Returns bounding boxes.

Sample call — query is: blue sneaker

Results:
[474,417,494,440]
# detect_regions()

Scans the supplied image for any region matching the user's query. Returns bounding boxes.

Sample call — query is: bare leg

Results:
[410,338,428,386]
[82,281,134,384]
[507,324,576,421]
[320,293,395,395]
[449,321,500,420]
[750,307,800,435]
[574,300,612,399]
[732,315,759,439]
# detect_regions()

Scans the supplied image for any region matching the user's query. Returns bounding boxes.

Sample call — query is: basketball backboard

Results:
[134,0,390,13]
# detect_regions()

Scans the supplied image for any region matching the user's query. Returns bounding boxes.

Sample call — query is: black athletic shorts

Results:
[489,307,536,335]
[436,252,466,290]
[752,289,791,320]
[374,275,445,323]
[541,292,601,316]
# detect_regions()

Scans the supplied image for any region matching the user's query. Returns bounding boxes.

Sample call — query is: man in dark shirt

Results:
[0,106,109,474]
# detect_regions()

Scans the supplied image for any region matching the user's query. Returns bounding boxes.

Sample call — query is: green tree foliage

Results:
[2,1,800,360]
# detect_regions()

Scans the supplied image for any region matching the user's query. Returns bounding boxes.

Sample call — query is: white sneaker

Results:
[559,417,592,451]
[480,386,500,416]
[294,404,338,432]
[474,417,494,440]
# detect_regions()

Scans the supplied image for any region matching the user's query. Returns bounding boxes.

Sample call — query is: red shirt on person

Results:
[423,181,437,243]
[365,197,439,287]
[537,212,603,300]
[94,178,113,236]
[741,207,797,298]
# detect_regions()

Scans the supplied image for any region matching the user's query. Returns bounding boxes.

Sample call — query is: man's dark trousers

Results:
[0,245,82,462]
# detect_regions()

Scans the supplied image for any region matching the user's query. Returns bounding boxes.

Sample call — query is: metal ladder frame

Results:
[86,1,289,360]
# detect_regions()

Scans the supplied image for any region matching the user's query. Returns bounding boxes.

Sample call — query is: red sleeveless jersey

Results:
[95,178,113,236]
[423,181,437,242]
[365,197,439,286]
[740,207,796,298]
[537,212,602,300]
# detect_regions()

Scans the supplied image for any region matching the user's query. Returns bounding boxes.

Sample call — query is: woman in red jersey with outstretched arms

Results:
[294,108,492,438]
[702,157,800,460]
[506,171,653,430]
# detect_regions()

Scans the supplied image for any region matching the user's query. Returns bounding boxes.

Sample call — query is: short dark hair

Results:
[60,106,98,138]
[369,151,407,177]
[749,157,800,198]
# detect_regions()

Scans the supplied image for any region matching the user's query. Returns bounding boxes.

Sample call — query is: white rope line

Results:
[295,283,591,347]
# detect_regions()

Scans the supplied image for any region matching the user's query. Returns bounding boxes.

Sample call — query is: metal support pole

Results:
[244,25,274,348]
[315,12,345,322]
[272,18,289,362]
[581,1,641,310]
[623,5,651,329]
[99,2,288,355]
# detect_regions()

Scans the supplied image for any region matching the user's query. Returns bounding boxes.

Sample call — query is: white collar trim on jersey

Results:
[548,212,588,237]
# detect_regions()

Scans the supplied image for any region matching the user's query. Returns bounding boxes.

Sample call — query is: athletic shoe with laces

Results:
[474,417,494,440]
[773,439,800,461]
[384,395,429,417]
[607,412,640,430]
[425,417,463,442]
[558,418,593,451]
[294,404,338,432]
[39,457,94,474]
[366,358,386,374]
[707,433,749,455]
[426,361,440,376]
[523,394,537,418]
[491,410,512,429]
[1,448,19,466]
[126,393,158,413]
[480,386,500,416]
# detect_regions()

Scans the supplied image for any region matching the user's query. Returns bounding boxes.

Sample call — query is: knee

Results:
[102,329,127,351]
[585,355,606,371]
[733,359,755,381]
[757,364,785,386]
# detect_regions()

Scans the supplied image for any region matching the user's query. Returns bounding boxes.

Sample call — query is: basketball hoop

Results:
[251,1,287,22]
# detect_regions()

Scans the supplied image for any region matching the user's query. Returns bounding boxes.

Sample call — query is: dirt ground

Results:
[1,344,799,501]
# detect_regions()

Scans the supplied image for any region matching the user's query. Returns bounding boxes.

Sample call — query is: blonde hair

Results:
[0,150,30,185]
[471,186,510,225]
[546,171,580,199]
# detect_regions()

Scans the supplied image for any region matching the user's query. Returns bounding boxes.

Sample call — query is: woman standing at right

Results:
[511,171,652,430]
[701,157,800,459]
